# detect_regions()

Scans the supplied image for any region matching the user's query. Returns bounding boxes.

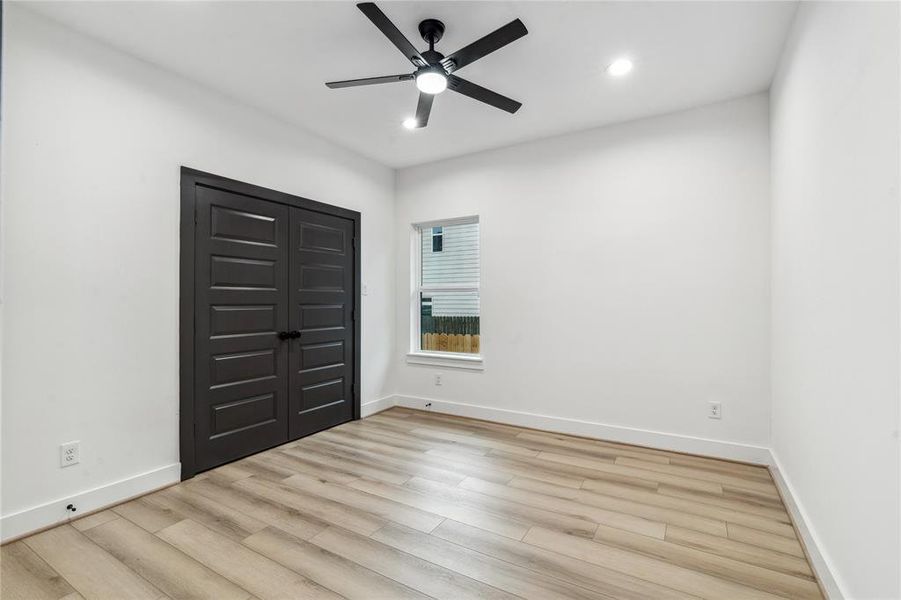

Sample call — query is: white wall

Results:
[770,3,901,598]
[0,6,396,539]
[395,94,772,456]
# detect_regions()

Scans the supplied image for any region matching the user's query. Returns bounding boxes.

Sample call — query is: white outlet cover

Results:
[60,441,80,467]
[708,401,722,420]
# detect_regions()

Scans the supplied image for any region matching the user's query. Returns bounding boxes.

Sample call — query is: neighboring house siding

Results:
[421,223,480,316]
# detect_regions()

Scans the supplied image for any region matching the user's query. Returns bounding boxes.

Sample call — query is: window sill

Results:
[406,352,484,371]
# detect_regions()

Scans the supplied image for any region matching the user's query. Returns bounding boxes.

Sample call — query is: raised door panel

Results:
[194,186,290,472]
[289,209,355,439]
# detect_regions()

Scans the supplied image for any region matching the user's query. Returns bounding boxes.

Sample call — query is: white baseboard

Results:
[361,395,396,417]
[0,463,180,543]
[390,394,771,464]
[768,451,845,599]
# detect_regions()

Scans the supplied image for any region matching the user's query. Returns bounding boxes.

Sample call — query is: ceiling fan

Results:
[326,2,528,128]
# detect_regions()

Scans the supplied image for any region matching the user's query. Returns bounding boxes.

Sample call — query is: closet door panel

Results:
[288,209,355,438]
[193,187,290,472]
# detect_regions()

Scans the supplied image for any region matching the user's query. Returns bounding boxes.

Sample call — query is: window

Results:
[410,218,481,367]
[431,226,443,252]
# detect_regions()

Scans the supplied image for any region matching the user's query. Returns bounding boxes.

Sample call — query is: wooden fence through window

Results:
[421,316,480,354]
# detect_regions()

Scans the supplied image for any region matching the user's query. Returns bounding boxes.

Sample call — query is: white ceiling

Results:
[24,1,797,168]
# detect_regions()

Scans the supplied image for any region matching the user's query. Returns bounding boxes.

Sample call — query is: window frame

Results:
[431,226,443,252]
[408,216,483,370]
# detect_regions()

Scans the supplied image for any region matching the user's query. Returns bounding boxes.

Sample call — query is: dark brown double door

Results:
[192,183,356,473]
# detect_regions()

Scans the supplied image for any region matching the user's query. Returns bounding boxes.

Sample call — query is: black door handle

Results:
[290,330,301,339]
[277,331,292,340]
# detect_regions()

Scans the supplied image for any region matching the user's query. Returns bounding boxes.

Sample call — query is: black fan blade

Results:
[357,3,427,67]
[447,75,521,114]
[414,92,434,128]
[326,74,414,89]
[442,19,527,74]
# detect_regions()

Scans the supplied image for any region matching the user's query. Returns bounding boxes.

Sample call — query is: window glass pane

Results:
[421,222,479,286]
[420,291,480,354]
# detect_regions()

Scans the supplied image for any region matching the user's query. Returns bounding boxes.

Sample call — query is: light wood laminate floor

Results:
[2,407,823,600]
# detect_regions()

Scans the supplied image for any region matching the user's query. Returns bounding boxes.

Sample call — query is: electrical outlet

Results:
[434,373,442,386]
[708,401,722,420]
[60,441,80,467]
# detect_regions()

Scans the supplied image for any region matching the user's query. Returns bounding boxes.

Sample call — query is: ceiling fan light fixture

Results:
[402,117,419,129]
[415,70,448,95]
[606,57,634,77]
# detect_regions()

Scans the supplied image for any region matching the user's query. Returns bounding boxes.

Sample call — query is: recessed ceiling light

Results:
[606,58,634,77]
[402,117,419,130]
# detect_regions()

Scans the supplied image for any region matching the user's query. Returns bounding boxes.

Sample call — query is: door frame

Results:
[179,167,361,480]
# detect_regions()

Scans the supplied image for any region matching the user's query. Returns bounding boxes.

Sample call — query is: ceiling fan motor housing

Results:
[421,49,446,68]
